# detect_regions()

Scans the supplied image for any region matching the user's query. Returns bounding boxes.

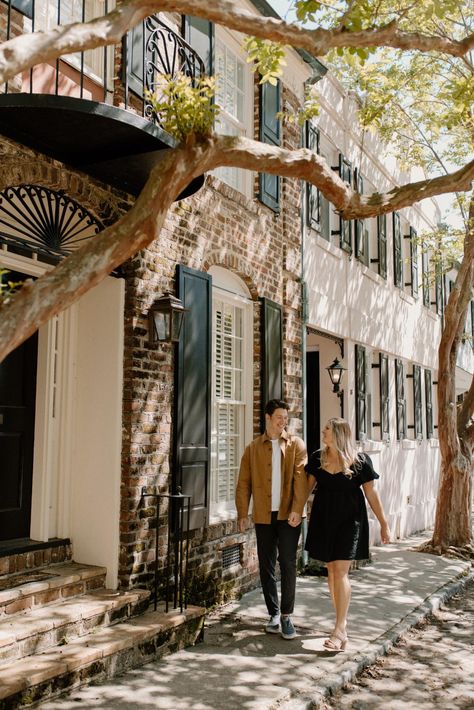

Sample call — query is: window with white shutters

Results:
[210,272,252,520]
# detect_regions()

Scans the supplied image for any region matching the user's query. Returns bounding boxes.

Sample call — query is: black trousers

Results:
[255,511,302,617]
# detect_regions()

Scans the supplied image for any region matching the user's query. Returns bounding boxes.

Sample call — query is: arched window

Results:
[209,266,253,520]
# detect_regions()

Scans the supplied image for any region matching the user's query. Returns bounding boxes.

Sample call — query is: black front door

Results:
[0,272,38,541]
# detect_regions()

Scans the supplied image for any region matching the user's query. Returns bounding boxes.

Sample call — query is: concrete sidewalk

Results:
[42,534,473,710]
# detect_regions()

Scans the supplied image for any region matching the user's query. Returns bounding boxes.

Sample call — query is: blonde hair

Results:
[321,417,362,478]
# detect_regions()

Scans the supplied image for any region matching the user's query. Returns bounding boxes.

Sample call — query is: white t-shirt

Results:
[271,438,282,511]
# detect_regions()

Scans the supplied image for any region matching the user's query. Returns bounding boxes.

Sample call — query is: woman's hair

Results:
[321,417,362,477]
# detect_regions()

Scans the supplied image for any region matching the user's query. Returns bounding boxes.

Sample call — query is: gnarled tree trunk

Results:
[427,197,474,554]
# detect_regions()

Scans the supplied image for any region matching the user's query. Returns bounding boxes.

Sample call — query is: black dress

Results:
[304,451,379,562]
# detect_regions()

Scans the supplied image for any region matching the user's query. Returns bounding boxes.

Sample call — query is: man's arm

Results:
[288,437,308,525]
[235,445,252,531]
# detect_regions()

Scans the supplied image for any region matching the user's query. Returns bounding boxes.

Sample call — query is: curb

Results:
[272,566,474,710]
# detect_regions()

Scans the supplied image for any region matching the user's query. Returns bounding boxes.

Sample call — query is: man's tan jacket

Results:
[235,430,307,524]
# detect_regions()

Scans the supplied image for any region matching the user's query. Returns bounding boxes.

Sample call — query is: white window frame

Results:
[213,28,254,198]
[209,267,253,522]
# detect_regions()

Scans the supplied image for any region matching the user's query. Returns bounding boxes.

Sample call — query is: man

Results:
[235,399,307,639]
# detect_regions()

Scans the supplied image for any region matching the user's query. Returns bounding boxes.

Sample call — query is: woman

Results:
[305,418,390,651]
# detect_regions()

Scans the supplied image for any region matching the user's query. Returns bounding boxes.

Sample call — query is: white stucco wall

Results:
[304,73,445,540]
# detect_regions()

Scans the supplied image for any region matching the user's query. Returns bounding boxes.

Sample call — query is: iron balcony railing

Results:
[0,0,205,129]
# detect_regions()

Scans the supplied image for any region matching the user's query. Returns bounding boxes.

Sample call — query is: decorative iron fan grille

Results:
[0,184,103,262]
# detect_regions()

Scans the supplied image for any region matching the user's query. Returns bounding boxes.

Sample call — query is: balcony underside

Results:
[0,94,204,200]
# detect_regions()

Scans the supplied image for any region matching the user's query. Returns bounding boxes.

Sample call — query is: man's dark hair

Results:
[265,399,289,416]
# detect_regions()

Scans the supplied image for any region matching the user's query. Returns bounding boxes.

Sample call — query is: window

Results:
[305,124,331,240]
[36,0,114,83]
[375,214,387,279]
[354,169,369,266]
[413,365,423,439]
[380,353,390,439]
[334,155,352,253]
[471,301,474,348]
[434,262,444,315]
[425,369,433,438]
[210,268,252,519]
[214,33,252,194]
[422,243,430,307]
[305,122,319,231]
[355,344,367,440]
[395,358,406,440]
[393,212,403,288]
[403,226,418,297]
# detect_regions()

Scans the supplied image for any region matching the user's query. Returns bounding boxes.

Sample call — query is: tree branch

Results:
[0,140,208,363]
[1,133,473,365]
[205,136,474,219]
[0,0,473,85]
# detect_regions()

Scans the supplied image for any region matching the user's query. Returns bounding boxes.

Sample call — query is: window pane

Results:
[211,297,247,508]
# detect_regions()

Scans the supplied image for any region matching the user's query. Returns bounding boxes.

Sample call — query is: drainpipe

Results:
[300,123,309,568]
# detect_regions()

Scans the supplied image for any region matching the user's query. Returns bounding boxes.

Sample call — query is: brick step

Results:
[0,540,72,578]
[0,605,205,708]
[0,587,150,667]
[0,562,107,618]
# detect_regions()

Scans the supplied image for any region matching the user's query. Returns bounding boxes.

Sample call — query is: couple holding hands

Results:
[235,399,390,650]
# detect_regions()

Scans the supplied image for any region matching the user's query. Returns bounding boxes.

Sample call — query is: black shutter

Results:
[471,301,474,347]
[305,122,319,230]
[435,263,443,315]
[355,170,368,266]
[376,215,387,279]
[422,244,430,307]
[380,353,389,439]
[395,358,406,439]
[338,154,352,253]
[425,369,433,438]
[413,365,422,438]
[126,21,145,96]
[261,298,283,424]
[174,265,212,530]
[410,227,419,297]
[259,80,281,212]
[183,16,214,75]
[355,344,367,440]
[393,212,403,287]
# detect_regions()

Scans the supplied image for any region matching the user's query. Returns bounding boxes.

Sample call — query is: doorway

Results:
[0,271,38,541]
[306,350,320,457]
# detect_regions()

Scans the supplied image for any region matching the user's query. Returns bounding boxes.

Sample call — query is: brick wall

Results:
[119,83,305,604]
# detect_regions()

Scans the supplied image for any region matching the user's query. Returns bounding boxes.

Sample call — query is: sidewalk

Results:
[42,534,474,710]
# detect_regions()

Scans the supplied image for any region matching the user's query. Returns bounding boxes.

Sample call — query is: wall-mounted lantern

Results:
[326,358,346,415]
[149,293,187,344]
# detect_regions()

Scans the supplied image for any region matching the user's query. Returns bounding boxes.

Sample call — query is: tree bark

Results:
[429,197,474,552]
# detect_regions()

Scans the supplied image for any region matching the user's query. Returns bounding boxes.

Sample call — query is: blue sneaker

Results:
[280,615,296,639]
[265,614,280,634]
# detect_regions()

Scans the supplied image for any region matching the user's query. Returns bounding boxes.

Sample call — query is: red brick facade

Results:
[0,12,305,608]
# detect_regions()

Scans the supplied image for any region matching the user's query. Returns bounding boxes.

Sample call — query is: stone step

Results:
[0,605,205,707]
[0,562,107,618]
[0,587,150,667]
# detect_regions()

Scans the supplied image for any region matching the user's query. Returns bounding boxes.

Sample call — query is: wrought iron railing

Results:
[125,15,206,124]
[141,488,192,613]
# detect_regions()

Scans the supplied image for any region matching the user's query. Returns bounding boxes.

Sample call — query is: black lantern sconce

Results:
[326,358,346,415]
[149,293,187,344]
